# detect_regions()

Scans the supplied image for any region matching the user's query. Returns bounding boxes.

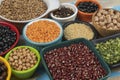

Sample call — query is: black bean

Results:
[0,25,17,54]
[78,1,98,13]
[0,62,7,80]
[44,43,107,80]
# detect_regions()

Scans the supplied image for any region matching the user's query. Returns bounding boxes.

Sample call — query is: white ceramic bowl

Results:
[0,0,60,23]
[50,3,78,24]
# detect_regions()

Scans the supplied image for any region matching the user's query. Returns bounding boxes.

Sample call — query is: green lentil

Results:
[96,37,120,64]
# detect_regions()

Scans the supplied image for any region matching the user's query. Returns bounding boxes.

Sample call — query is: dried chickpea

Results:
[8,47,38,71]
[95,9,120,30]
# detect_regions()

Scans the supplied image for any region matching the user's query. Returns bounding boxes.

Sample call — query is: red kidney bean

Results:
[44,43,107,80]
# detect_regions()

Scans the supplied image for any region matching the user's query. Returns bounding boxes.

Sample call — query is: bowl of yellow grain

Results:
[63,20,98,40]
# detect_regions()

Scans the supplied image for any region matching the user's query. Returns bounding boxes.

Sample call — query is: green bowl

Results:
[5,46,41,79]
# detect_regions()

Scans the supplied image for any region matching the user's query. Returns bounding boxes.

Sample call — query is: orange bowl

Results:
[75,0,102,22]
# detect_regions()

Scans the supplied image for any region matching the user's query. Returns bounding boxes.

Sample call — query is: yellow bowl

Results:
[0,56,11,80]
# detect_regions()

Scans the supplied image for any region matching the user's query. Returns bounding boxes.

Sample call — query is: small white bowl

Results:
[50,3,78,24]
[0,0,60,23]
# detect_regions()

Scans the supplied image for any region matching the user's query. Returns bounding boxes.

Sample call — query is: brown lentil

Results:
[0,61,8,80]
[94,9,120,30]
[0,0,47,21]
[64,23,94,40]
[8,47,37,71]
[26,20,60,43]
[44,43,107,80]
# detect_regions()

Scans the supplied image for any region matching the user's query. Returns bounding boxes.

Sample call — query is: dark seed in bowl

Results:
[78,1,98,13]
[0,25,16,54]
[44,43,107,80]
[53,6,74,18]
[0,61,8,80]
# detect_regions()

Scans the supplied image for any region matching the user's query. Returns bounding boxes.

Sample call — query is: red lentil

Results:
[26,20,60,43]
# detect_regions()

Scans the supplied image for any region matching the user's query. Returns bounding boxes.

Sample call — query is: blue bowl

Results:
[23,18,63,50]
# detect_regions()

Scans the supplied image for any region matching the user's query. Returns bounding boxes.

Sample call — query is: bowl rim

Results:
[23,18,63,46]
[75,0,102,15]
[5,46,40,73]
[50,3,78,20]
[0,56,11,80]
[62,20,99,40]
[0,22,20,56]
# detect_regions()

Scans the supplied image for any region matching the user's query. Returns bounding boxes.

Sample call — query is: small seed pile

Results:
[53,6,74,18]
[0,0,47,21]
[8,47,37,71]
[64,23,94,40]
[26,20,60,43]
[94,9,120,30]
[0,61,8,80]
[45,43,107,80]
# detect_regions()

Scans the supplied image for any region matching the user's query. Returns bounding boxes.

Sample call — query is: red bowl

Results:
[0,22,20,56]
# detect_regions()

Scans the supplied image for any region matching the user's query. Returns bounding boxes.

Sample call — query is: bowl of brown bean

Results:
[92,8,120,36]
[0,56,11,80]
[41,38,111,80]
[0,0,60,23]
[23,18,63,50]
[5,46,40,79]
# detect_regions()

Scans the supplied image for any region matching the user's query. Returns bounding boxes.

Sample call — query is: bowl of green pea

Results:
[92,33,120,68]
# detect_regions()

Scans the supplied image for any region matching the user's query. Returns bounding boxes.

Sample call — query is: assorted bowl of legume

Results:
[0,56,11,80]
[41,38,111,80]
[1,0,120,79]
[92,33,120,68]
[63,21,98,40]
[5,46,40,79]
[0,22,20,56]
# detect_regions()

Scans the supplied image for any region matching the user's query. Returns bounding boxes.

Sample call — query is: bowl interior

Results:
[0,56,11,80]
[62,20,99,40]
[0,22,20,56]
[0,0,60,23]
[23,18,63,46]
[76,0,101,15]
[41,38,111,80]
[92,33,120,68]
[51,3,78,20]
[5,46,40,73]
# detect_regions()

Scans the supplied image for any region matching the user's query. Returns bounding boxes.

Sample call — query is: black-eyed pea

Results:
[30,60,34,64]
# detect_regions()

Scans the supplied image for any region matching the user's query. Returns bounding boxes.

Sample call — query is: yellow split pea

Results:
[26,20,60,42]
